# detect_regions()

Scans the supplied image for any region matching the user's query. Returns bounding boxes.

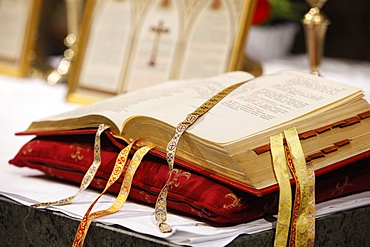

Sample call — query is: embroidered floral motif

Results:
[46,167,55,177]
[22,144,33,155]
[190,208,204,218]
[22,140,39,155]
[260,195,278,217]
[70,144,90,161]
[91,178,105,189]
[140,191,152,203]
[331,176,353,196]
[190,207,215,219]
[223,193,244,209]
[169,169,191,189]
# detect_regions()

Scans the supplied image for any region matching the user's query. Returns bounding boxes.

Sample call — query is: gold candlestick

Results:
[302,0,330,76]
[46,0,83,85]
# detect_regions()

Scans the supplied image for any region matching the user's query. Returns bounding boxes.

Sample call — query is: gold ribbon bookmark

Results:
[72,141,135,246]
[155,80,248,233]
[284,127,315,247]
[270,127,316,247]
[270,133,292,247]
[285,145,300,247]
[73,144,153,247]
[285,127,308,246]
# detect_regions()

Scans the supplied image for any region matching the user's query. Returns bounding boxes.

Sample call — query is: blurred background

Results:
[37,0,369,62]
[0,0,369,86]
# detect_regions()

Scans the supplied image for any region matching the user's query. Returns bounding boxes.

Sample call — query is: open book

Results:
[23,71,370,194]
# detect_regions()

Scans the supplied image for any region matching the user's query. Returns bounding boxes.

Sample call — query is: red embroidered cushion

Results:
[9,132,370,225]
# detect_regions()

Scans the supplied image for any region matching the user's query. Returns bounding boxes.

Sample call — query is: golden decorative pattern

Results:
[70,145,84,161]
[140,191,153,203]
[331,176,353,196]
[73,141,137,247]
[169,169,191,189]
[22,144,33,155]
[223,193,244,209]
[73,145,153,247]
[285,146,300,247]
[306,162,315,247]
[22,140,39,155]
[190,207,204,218]
[155,80,248,233]
[31,124,109,208]
[284,127,310,247]
[259,195,278,217]
[269,127,316,246]
[270,132,292,247]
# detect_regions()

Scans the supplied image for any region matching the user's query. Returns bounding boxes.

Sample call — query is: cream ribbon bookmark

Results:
[31,124,110,208]
[155,80,248,233]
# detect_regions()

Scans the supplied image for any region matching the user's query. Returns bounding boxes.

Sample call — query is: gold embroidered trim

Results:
[270,133,292,247]
[31,124,109,208]
[73,145,153,247]
[270,127,316,246]
[155,80,249,233]
[73,141,136,246]
[285,146,300,246]
[285,127,309,247]
[306,162,316,247]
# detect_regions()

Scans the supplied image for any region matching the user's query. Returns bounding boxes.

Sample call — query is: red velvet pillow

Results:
[9,132,370,225]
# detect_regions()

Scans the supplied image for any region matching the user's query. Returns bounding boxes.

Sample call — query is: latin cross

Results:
[148,20,169,66]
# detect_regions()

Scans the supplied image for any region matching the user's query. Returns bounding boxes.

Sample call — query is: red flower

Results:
[252,0,271,25]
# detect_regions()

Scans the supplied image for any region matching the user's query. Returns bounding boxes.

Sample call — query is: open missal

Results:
[22,71,370,194]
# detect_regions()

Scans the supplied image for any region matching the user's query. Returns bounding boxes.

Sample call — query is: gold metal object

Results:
[302,0,330,76]
[46,0,83,85]
[46,33,78,85]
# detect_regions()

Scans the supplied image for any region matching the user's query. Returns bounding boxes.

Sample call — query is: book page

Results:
[179,71,362,143]
[33,71,361,145]
[36,71,254,132]
[136,70,362,143]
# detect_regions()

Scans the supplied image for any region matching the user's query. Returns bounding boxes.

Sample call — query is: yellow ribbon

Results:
[73,144,153,247]
[306,162,316,247]
[285,145,300,247]
[284,127,309,247]
[270,133,292,247]
[72,141,135,246]
[270,127,316,246]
